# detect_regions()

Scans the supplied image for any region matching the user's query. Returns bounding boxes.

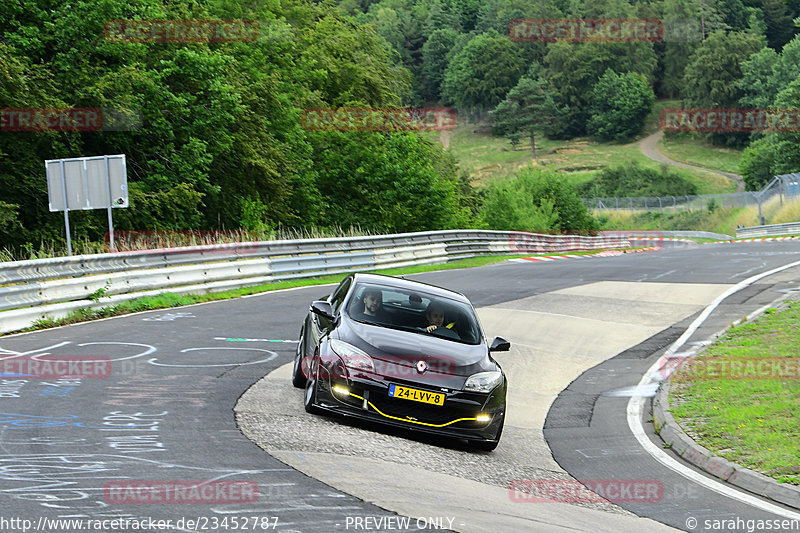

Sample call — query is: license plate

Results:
[388,384,444,406]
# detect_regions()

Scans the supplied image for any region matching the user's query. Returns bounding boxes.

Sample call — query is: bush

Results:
[580,162,698,198]
[482,167,598,234]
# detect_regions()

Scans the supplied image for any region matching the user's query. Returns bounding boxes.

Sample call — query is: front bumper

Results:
[311,367,506,442]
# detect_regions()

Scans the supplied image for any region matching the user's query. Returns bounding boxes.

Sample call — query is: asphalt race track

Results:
[2,240,800,532]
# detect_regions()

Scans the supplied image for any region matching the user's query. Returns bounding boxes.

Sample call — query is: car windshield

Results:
[346,282,482,345]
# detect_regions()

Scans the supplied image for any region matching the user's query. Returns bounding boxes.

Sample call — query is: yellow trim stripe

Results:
[346,391,479,428]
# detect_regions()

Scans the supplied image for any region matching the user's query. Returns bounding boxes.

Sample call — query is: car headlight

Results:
[463,371,503,393]
[330,339,374,372]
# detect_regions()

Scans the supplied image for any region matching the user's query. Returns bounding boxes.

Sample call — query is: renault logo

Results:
[416,360,428,373]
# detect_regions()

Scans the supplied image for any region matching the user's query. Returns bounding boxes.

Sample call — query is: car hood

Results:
[338,317,495,379]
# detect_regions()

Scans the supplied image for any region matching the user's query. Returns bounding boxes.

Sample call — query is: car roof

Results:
[351,273,471,304]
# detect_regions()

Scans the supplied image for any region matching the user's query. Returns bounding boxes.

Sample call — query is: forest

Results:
[1,0,799,255]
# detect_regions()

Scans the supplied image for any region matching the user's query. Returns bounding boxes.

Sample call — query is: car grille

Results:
[367,391,482,427]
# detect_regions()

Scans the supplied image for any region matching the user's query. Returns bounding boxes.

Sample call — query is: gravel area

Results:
[236,375,634,516]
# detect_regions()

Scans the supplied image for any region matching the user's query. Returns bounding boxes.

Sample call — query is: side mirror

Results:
[489,336,511,352]
[310,301,334,320]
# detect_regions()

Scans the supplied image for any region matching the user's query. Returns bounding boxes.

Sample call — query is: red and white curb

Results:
[711,236,800,244]
[510,247,662,262]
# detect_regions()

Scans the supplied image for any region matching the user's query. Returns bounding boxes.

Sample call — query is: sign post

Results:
[45,154,128,255]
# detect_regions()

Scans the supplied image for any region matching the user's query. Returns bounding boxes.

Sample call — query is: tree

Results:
[661,0,705,98]
[0,0,428,253]
[421,28,458,101]
[736,46,780,108]
[761,0,795,49]
[490,64,562,159]
[587,70,654,141]
[369,7,410,64]
[476,0,561,33]
[739,74,800,190]
[718,0,749,31]
[441,30,526,112]
[544,41,657,137]
[683,31,765,107]
[311,132,471,232]
[694,0,730,38]
[454,0,482,31]
[739,137,779,190]
[424,0,461,33]
[682,30,765,145]
[737,36,800,111]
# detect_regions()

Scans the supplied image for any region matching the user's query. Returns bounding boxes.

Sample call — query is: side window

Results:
[330,277,352,314]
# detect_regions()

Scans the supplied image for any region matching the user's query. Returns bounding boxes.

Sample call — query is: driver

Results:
[425,302,456,333]
[354,287,389,322]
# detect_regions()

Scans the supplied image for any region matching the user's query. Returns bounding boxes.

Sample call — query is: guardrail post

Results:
[59,160,73,256]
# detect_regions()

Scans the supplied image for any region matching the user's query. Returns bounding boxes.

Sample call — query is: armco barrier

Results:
[601,230,733,240]
[0,230,629,334]
[736,222,800,239]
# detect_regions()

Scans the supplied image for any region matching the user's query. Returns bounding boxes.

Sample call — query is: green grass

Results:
[670,302,800,485]
[429,100,735,195]
[597,207,743,236]
[642,99,680,136]
[658,134,744,175]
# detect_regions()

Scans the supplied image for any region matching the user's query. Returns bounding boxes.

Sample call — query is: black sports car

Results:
[292,273,509,451]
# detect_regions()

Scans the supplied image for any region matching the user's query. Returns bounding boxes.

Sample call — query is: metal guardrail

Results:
[736,222,800,238]
[0,230,630,334]
[600,230,733,240]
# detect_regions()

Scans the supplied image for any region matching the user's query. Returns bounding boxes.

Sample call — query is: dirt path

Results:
[638,131,745,192]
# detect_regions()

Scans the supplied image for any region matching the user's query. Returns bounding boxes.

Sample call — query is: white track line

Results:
[627,258,800,519]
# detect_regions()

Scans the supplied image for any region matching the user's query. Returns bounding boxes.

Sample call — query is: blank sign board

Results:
[46,154,128,212]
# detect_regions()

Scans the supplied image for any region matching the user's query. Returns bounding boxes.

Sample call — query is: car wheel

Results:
[470,412,504,452]
[292,326,307,389]
[304,376,322,414]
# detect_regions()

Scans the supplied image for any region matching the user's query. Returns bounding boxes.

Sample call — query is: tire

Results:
[291,326,307,389]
